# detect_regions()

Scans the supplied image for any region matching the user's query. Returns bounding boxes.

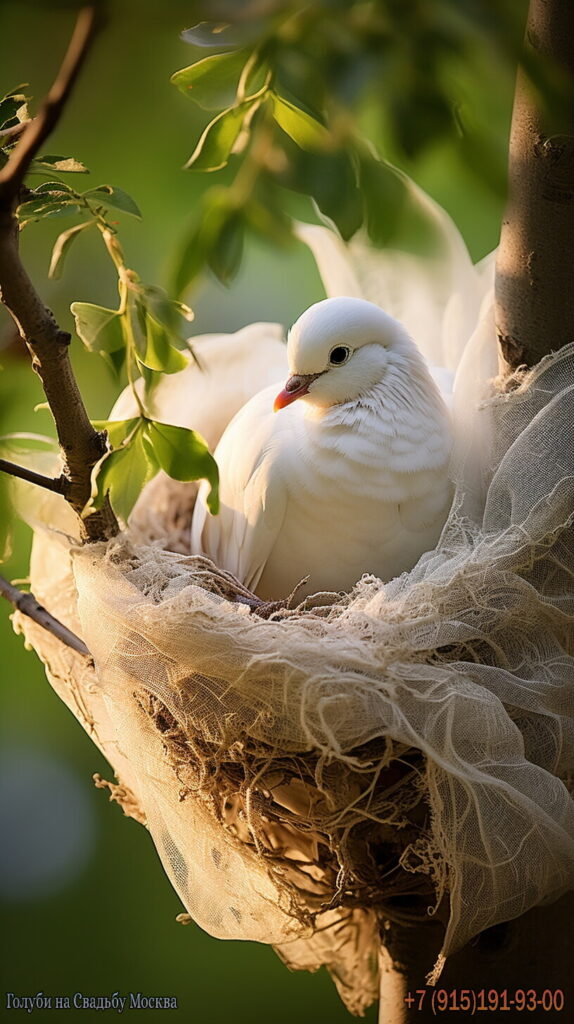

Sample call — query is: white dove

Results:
[191,296,454,600]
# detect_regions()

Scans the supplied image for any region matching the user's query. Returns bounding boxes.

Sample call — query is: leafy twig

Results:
[0,3,118,542]
[0,574,92,660]
[0,6,102,202]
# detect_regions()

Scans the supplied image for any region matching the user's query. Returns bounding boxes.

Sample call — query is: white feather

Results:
[192,297,454,599]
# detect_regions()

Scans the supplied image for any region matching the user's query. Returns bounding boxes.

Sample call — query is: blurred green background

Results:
[0,1,520,1021]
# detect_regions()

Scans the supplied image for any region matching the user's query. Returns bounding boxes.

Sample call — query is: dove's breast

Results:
[193,380,453,601]
[255,394,453,599]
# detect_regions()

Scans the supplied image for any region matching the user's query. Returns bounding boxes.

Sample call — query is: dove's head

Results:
[274,296,428,412]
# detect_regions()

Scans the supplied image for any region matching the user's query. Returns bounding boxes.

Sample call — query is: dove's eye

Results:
[329,345,351,366]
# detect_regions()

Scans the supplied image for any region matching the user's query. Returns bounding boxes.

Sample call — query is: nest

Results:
[12,341,574,1015]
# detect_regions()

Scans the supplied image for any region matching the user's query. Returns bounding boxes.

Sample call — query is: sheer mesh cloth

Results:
[13,330,574,1012]
[10,180,574,1012]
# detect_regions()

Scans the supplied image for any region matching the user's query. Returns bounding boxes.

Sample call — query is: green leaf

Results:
[146,421,219,513]
[34,180,75,195]
[71,302,125,354]
[391,86,453,159]
[91,418,140,449]
[271,92,329,152]
[17,194,82,226]
[172,223,206,295]
[185,97,261,172]
[359,158,406,246]
[244,196,293,246]
[49,220,95,279]
[172,189,241,294]
[0,90,28,130]
[278,146,362,241]
[18,202,83,226]
[360,156,439,253]
[102,347,126,378]
[207,210,244,285]
[171,50,246,111]
[30,154,89,174]
[90,428,158,524]
[139,314,189,374]
[82,184,142,218]
[140,286,194,345]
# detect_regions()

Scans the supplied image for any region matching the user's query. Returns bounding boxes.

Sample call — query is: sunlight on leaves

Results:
[146,421,219,513]
[71,302,126,358]
[171,50,246,111]
[140,315,189,375]
[271,93,330,152]
[90,427,158,524]
[91,419,140,449]
[29,154,89,174]
[82,185,142,219]
[17,192,83,227]
[185,98,262,172]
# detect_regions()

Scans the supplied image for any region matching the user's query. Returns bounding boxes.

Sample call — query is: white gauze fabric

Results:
[16,336,574,1010]
[12,193,574,1013]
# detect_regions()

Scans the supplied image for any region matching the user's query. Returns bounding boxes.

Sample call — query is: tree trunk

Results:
[379,894,574,1023]
[495,0,574,369]
[380,1,574,1017]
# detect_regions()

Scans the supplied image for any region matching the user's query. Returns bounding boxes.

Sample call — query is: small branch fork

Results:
[0,573,91,660]
[0,6,284,659]
[0,2,118,543]
[0,458,66,494]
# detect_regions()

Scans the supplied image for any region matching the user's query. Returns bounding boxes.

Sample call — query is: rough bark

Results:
[495,0,574,369]
[0,220,115,540]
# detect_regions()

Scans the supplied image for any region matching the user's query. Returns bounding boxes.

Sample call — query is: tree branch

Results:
[0,458,67,494]
[0,6,101,202]
[495,0,574,369]
[0,574,91,660]
[0,3,118,543]
[0,120,31,143]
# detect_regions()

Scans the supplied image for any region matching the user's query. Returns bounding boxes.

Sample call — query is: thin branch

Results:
[0,3,118,543]
[0,6,102,202]
[0,120,32,142]
[0,574,92,660]
[0,458,66,494]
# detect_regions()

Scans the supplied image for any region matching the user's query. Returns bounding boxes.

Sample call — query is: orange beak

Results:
[274,373,319,412]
